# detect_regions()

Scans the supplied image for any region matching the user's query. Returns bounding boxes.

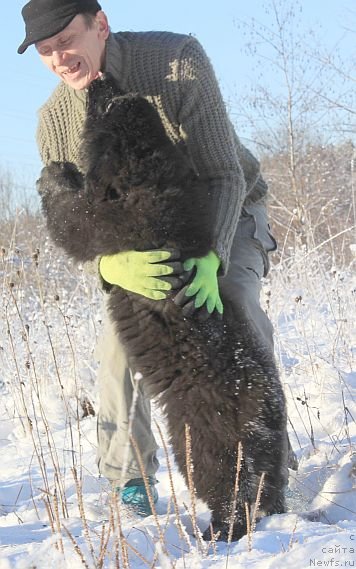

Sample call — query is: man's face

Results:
[35,12,109,90]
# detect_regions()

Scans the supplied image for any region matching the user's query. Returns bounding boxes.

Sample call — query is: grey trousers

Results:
[96,201,277,484]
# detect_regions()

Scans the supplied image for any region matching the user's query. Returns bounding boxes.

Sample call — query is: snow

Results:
[0,239,355,568]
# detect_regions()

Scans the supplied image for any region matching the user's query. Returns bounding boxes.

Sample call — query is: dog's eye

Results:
[105,97,122,114]
[106,101,114,113]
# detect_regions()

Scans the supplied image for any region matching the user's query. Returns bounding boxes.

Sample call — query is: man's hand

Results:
[99,249,183,300]
[174,250,223,316]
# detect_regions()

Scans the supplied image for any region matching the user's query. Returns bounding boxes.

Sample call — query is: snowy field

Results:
[0,226,355,568]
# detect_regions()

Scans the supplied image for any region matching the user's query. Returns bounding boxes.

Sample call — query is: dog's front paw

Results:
[36,161,83,197]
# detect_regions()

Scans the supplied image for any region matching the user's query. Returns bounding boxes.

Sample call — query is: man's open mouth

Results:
[64,62,80,75]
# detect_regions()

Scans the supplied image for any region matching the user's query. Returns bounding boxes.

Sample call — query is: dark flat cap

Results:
[18,0,102,54]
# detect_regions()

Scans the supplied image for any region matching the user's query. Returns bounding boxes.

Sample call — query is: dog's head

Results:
[84,72,155,160]
[82,73,175,201]
[86,72,122,120]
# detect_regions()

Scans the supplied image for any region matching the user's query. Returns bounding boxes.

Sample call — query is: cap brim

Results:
[18,40,34,54]
[17,13,76,54]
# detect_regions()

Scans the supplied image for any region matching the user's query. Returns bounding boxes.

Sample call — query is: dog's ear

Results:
[87,72,121,119]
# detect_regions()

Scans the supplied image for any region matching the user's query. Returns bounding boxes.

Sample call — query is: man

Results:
[19,0,293,516]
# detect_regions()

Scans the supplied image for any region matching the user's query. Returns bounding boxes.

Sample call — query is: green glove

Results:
[99,250,182,300]
[176,250,223,314]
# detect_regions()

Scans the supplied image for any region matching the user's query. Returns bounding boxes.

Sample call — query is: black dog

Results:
[38,73,288,541]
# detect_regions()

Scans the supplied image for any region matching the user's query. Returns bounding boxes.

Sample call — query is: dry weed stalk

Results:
[207,525,219,557]
[224,442,243,568]
[341,389,354,452]
[155,420,191,549]
[97,517,112,569]
[204,522,220,558]
[251,472,265,533]
[184,423,207,555]
[28,454,42,521]
[112,492,130,569]
[248,471,265,552]
[227,442,243,545]
[42,491,65,559]
[124,539,153,567]
[33,249,92,492]
[62,524,91,569]
[130,434,167,554]
[72,465,96,565]
[42,494,56,543]
[108,502,121,569]
[6,314,60,523]
[6,290,69,518]
[242,472,266,553]
[55,302,86,470]
[287,516,299,552]
[53,489,65,555]
[245,502,252,552]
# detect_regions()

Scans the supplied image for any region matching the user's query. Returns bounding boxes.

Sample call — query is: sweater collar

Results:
[104,32,125,85]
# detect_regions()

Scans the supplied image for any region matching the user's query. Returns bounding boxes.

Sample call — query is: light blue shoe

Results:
[117,477,158,517]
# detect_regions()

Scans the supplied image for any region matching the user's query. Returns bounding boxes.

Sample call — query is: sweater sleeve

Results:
[177,38,247,273]
[37,111,55,166]
[36,83,87,166]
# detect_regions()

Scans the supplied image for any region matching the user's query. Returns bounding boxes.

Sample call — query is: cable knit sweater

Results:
[37,31,267,272]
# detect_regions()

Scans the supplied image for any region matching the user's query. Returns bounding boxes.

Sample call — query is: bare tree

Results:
[232,0,355,264]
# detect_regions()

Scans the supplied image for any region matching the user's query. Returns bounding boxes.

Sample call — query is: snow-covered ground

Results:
[0,234,355,568]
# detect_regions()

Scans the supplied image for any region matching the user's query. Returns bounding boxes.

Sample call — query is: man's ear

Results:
[96,11,110,40]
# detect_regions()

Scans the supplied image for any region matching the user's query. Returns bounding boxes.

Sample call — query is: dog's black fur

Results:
[38,73,288,541]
